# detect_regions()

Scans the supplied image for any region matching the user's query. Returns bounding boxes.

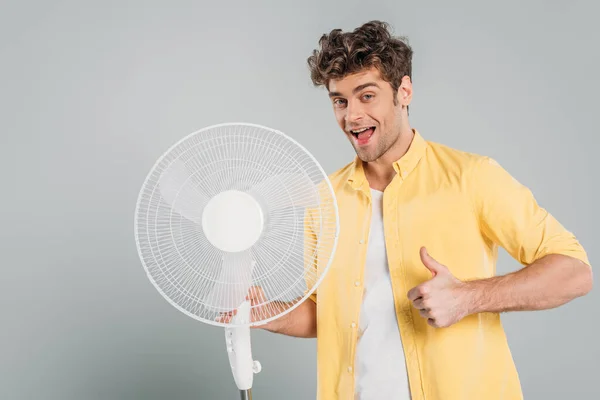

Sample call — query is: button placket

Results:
[350,196,370,383]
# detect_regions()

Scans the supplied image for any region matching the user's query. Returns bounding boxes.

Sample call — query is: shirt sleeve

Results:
[469,156,590,267]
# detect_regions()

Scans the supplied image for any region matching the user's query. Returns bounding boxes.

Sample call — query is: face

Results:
[327,67,411,162]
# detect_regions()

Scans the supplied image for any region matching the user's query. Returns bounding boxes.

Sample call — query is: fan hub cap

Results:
[202,190,264,253]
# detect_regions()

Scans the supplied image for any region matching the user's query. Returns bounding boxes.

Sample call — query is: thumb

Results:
[420,247,447,276]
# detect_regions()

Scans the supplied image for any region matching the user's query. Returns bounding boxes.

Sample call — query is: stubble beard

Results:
[354,129,394,163]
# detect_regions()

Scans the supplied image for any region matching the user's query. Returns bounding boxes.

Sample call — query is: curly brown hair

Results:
[307,20,413,105]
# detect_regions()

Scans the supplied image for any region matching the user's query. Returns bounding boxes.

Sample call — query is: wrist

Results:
[461,280,483,316]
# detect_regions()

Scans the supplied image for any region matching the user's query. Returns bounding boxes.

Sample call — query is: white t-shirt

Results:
[354,189,411,400]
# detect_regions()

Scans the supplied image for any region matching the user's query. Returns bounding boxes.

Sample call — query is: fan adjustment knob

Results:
[252,360,262,374]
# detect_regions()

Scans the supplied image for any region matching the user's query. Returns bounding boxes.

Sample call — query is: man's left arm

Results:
[465,156,592,314]
[464,253,591,314]
[409,156,593,327]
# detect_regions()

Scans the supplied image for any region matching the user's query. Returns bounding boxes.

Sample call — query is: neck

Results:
[364,122,414,191]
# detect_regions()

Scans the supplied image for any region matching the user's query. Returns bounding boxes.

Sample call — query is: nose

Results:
[345,100,364,126]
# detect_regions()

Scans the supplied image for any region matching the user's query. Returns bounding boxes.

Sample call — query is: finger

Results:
[407,287,419,301]
[419,308,432,319]
[413,298,428,310]
[427,318,438,328]
[216,314,233,324]
[407,284,428,301]
[419,246,438,274]
[246,286,267,304]
[420,247,447,276]
[217,309,238,324]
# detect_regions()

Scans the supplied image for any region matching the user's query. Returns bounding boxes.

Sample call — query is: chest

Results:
[324,179,484,289]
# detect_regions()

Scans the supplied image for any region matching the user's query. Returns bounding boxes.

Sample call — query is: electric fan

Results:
[134,122,339,399]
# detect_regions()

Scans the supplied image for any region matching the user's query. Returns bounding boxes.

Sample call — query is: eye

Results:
[362,93,374,101]
[333,98,347,108]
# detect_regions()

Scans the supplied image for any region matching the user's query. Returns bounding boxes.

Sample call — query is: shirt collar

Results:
[347,129,428,191]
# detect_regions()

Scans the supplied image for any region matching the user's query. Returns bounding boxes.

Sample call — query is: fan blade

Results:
[158,159,208,224]
[203,250,255,311]
[247,173,319,211]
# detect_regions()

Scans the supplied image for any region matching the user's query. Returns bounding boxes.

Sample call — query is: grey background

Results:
[1,0,598,399]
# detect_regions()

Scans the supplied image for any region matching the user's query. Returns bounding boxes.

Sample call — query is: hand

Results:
[407,247,473,328]
[216,286,282,330]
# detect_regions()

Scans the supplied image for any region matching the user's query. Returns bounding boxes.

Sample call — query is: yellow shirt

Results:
[305,130,590,400]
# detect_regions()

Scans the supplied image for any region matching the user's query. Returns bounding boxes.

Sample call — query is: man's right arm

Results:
[257,299,317,338]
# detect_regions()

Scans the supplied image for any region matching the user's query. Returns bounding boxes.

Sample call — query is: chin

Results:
[348,130,380,161]
[355,149,379,163]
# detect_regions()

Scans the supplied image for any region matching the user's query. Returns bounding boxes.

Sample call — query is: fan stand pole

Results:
[226,301,261,399]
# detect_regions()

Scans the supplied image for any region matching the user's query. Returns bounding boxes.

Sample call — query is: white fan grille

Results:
[134,123,338,327]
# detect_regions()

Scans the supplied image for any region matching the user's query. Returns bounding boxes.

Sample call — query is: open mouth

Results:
[350,126,376,145]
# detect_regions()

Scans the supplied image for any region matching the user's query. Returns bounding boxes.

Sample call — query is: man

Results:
[253,20,593,399]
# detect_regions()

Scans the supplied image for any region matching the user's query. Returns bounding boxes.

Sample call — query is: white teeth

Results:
[351,127,372,134]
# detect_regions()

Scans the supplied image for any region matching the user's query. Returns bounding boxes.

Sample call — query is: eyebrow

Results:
[328,82,380,98]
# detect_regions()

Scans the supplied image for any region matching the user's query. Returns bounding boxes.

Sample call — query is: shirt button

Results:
[359,239,364,244]
[354,280,360,287]
[348,366,353,373]
[351,322,356,328]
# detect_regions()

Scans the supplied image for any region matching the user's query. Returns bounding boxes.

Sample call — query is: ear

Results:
[397,75,412,107]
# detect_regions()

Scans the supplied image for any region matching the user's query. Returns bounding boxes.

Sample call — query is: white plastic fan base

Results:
[225,300,261,391]
[202,190,264,253]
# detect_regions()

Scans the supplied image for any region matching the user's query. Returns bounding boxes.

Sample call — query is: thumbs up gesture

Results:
[407,247,473,328]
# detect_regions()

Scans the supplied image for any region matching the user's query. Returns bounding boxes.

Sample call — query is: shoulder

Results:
[421,139,497,185]
[425,140,528,206]
[327,160,355,184]
[315,159,357,194]
[421,139,521,198]
[424,139,489,171]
